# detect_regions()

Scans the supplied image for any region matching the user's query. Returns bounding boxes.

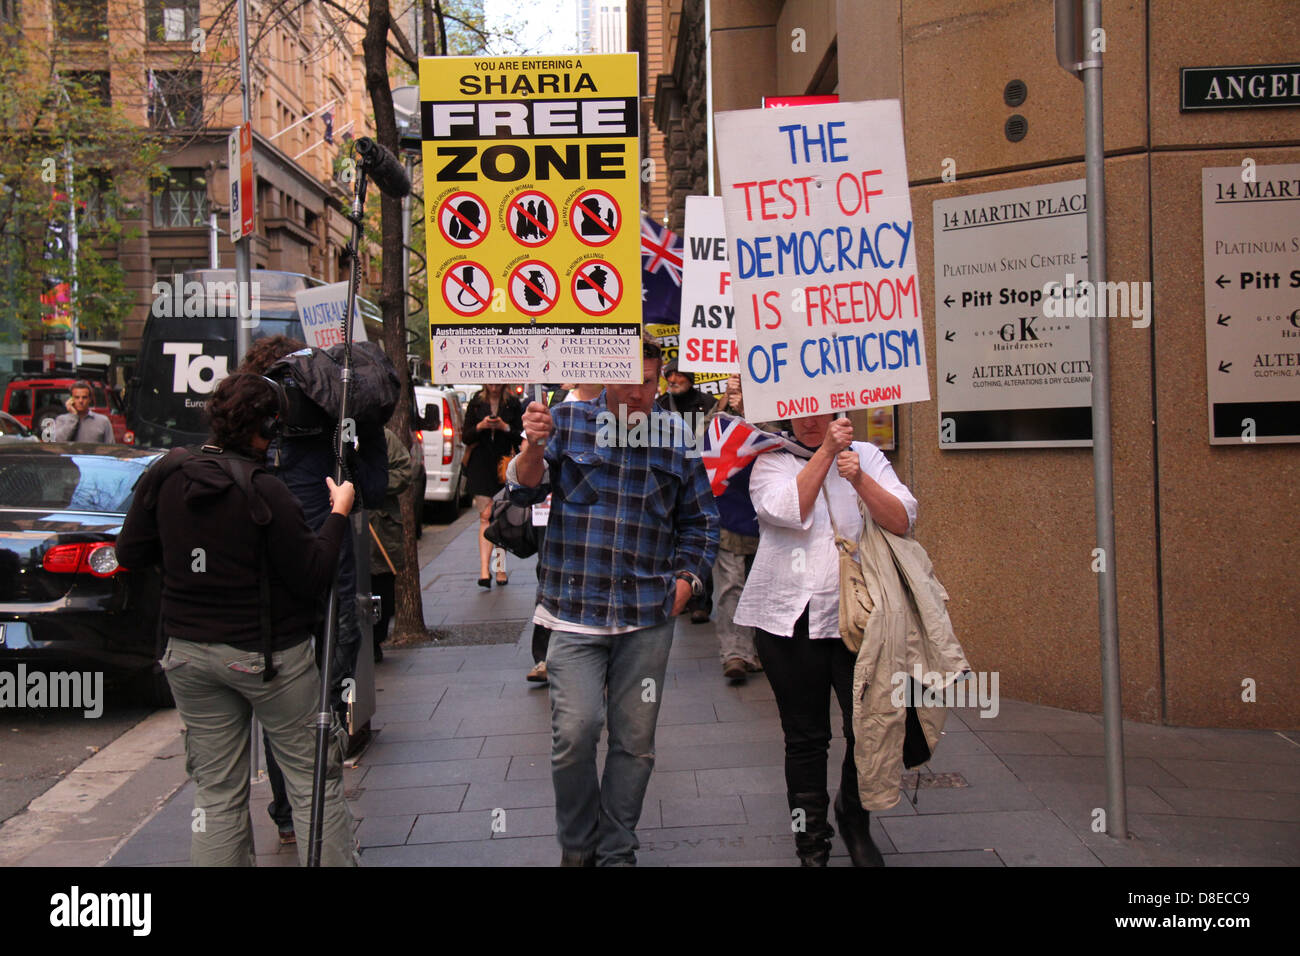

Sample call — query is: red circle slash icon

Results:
[507,191,557,248]
[570,259,623,316]
[569,190,621,247]
[441,261,492,317]
[509,260,560,317]
[437,192,489,248]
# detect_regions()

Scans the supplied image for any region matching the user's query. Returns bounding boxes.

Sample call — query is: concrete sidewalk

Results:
[102,517,1300,867]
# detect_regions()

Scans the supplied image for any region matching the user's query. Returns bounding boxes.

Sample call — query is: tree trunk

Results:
[364,0,426,639]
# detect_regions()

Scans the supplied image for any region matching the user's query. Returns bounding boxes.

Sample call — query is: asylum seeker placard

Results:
[677,195,737,392]
[420,55,642,384]
[714,99,930,422]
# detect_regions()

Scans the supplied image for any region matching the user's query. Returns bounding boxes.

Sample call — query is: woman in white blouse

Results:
[734,413,916,867]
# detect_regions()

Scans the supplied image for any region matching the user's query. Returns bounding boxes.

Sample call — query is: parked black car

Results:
[0,443,169,705]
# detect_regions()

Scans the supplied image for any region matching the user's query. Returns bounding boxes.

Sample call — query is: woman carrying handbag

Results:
[462,384,523,588]
[734,414,916,867]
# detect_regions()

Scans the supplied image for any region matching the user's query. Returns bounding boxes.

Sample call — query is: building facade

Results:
[639,0,1300,729]
[9,0,376,366]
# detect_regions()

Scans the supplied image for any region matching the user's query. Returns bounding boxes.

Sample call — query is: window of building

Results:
[54,0,107,41]
[148,70,203,129]
[153,257,208,281]
[152,169,208,228]
[65,70,110,106]
[146,0,200,42]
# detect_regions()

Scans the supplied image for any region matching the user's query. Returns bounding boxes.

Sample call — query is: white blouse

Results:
[733,441,918,640]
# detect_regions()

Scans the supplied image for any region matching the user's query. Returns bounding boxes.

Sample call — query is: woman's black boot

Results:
[791,792,834,866]
[834,792,885,867]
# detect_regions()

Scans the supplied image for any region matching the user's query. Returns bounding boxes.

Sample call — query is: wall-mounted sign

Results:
[1181,64,1300,111]
[1202,164,1300,445]
[933,180,1092,449]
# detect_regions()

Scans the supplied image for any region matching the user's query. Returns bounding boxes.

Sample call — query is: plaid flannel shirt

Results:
[507,392,719,630]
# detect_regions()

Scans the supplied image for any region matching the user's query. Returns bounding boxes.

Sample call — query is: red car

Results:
[1,374,132,444]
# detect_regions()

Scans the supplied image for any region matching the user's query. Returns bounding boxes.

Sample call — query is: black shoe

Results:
[835,792,885,867]
[791,791,833,866]
[477,577,491,589]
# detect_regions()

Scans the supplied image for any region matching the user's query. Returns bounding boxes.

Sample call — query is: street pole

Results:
[1056,0,1127,839]
[234,0,253,367]
[63,143,81,367]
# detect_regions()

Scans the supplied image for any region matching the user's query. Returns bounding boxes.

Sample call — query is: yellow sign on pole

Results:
[420,54,643,384]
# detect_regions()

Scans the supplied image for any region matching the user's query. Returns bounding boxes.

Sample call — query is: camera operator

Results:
[117,373,359,866]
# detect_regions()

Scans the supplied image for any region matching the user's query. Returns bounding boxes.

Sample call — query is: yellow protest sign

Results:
[420,54,643,384]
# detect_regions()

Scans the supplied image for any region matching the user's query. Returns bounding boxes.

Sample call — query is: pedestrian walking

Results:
[51,380,115,443]
[734,413,916,867]
[463,384,523,588]
[508,341,719,866]
[116,372,358,866]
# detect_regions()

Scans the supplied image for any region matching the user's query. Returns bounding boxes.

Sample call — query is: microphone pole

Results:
[307,156,368,867]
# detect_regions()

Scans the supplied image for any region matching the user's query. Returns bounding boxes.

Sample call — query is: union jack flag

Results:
[640,212,682,326]
[700,413,808,495]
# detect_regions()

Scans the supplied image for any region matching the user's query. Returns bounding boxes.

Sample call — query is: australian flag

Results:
[640,212,682,326]
[700,414,810,494]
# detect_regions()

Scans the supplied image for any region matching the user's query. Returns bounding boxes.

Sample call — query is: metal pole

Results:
[234,0,253,367]
[209,213,219,269]
[307,170,367,867]
[1082,0,1127,839]
[63,141,80,366]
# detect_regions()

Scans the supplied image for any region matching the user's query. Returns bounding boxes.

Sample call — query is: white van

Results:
[414,384,466,521]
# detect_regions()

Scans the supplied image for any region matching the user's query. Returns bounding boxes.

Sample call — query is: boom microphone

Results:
[355,137,411,198]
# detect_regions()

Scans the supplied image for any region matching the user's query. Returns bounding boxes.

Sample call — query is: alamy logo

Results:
[890,664,999,718]
[150,276,261,324]
[595,410,706,458]
[49,886,151,936]
[0,664,102,718]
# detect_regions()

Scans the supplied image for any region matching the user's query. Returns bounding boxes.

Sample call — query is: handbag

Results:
[484,486,539,558]
[821,484,874,654]
[496,453,512,484]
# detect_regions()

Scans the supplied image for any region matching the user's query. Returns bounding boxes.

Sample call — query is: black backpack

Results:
[266,341,401,435]
[142,445,281,681]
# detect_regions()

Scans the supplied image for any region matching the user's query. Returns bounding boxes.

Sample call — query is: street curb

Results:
[0,708,185,867]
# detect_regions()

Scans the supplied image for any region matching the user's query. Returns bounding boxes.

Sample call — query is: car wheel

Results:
[136,667,175,709]
[31,406,62,442]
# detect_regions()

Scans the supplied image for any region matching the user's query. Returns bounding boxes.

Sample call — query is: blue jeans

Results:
[547,619,675,866]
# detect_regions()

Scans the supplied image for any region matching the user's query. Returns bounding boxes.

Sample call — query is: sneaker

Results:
[723,657,747,681]
[278,826,296,846]
[526,661,548,683]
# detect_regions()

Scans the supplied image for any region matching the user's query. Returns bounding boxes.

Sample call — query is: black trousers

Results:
[754,606,863,810]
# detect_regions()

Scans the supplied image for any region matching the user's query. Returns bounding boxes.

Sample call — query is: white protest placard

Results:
[714,99,929,422]
[679,195,738,376]
[294,281,368,349]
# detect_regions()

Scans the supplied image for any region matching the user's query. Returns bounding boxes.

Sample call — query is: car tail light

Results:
[413,429,423,444]
[42,543,84,574]
[42,542,122,577]
[441,399,454,465]
[124,430,135,445]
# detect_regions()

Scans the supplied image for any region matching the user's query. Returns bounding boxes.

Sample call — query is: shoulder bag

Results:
[821,484,874,655]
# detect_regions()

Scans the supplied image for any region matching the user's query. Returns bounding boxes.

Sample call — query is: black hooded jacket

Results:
[117,447,348,650]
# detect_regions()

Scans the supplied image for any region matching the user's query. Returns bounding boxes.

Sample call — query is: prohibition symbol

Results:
[442,260,492,317]
[570,259,623,316]
[507,191,557,247]
[569,190,621,247]
[509,260,559,317]
[437,191,489,248]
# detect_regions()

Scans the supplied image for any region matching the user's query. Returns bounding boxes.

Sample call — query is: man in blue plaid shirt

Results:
[508,341,719,866]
